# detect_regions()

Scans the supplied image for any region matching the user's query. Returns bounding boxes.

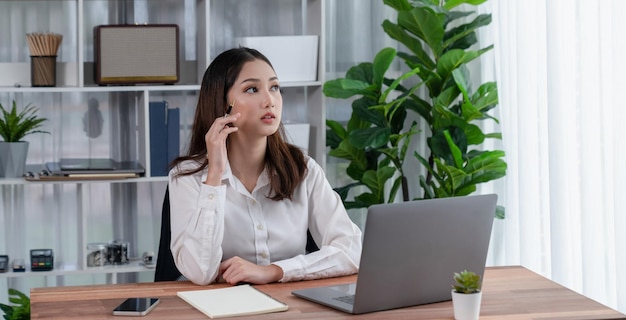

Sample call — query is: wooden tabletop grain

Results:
[30,266,626,319]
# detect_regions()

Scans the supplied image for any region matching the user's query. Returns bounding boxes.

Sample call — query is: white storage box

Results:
[284,122,310,153]
[237,36,319,82]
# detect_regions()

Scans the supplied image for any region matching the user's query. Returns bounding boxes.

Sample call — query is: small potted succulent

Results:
[0,100,49,178]
[451,270,482,320]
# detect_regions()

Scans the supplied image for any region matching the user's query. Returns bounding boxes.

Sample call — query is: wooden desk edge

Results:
[30,274,359,303]
[30,266,523,303]
[30,266,626,320]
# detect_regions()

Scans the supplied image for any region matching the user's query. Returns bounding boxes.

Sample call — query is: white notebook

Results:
[177,284,288,318]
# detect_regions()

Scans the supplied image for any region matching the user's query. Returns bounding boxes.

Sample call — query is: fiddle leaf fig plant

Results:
[325,0,506,218]
[0,288,30,320]
[0,100,49,142]
[325,47,421,208]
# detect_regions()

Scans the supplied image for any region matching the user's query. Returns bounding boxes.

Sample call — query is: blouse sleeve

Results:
[272,158,363,282]
[168,163,226,285]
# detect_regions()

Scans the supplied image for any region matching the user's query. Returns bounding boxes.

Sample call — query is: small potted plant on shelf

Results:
[451,270,482,320]
[0,100,49,178]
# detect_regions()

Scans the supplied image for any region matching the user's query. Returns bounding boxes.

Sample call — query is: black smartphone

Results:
[112,298,160,316]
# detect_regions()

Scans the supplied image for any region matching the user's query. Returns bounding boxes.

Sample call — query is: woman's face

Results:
[226,59,282,139]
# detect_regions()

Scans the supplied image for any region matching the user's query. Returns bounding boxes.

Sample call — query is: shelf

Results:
[0,84,200,94]
[0,0,325,292]
[0,176,168,186]
[0,81,321,94]
[0,261,154,279]
[0,165,169,185]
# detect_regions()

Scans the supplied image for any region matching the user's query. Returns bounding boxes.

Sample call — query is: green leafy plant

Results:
[452,270,481,294]
[0,288,30,320]
[325,47,420,208]
[0,100,49,142]
[324,0,506,217]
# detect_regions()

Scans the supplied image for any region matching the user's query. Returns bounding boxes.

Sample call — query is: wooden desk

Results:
[31,266,625,319]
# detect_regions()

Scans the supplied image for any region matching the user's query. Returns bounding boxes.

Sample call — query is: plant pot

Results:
[451,290,482,320]
[0,141,29,178]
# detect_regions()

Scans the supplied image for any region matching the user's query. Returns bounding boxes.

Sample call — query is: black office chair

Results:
[154,186,319,282]
[155,186,182,281]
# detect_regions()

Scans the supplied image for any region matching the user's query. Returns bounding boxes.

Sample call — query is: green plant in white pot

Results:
[451,270,482,320]
[0,100,49,178]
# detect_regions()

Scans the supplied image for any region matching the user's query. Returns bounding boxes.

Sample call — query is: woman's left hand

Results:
[218,256,283,285]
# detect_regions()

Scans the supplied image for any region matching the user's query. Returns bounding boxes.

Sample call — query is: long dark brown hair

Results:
[170,47,307,201]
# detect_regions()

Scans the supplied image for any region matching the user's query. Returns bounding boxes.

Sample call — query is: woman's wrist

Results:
[204,167,222,186]
[269,264,284,283]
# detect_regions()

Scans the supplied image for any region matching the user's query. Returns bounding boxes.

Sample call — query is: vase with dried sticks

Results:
[26,32,63,87]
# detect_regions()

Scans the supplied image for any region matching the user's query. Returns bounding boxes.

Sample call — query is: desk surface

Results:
[31,266,625,319]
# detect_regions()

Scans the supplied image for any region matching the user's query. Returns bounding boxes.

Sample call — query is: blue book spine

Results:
[149,101,169,177]
[167,107,180,173]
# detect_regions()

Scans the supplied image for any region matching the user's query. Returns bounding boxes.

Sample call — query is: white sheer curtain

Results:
[483,0,626,313]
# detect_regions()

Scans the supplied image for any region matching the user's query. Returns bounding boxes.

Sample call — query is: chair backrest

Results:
[154,186,320,282]
[154,186,182,281]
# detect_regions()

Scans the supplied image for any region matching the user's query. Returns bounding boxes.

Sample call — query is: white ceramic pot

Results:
[451,290,482,320]
[0,141,29,178]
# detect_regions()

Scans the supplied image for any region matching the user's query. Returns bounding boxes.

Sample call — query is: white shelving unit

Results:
[0,0,325,299]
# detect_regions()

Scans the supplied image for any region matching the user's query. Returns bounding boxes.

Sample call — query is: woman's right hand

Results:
[204,112,240,186]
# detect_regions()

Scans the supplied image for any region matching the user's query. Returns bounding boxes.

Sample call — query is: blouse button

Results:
[256,224,264,230]
[260,253,268,259]
[208,194,215,200]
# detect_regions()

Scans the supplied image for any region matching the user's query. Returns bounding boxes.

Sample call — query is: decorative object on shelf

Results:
[142,251,156,268]
[0,255,8,273]
[94,24,179,85]
[86,243,108,267]
[323,0,506,218]
[0,288,30,320]
[11,260,24,273]
[451,270,482,320]
[26,32,62,87]
[107,240,129,265]
[83,98,104,139]
[0,100,49,178]
[30,249,54,272]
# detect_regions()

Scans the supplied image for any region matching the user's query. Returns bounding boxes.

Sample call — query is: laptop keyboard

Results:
[333,294,355,305]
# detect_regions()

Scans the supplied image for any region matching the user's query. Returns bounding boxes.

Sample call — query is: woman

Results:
[168,47,362,285]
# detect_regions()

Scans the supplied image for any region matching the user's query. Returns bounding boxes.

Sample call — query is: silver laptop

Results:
[46,160,145,176]
[292,194,497,314]
[59,158,116,170]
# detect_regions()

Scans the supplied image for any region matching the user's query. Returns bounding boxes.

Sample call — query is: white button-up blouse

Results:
[168,156,363,285]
